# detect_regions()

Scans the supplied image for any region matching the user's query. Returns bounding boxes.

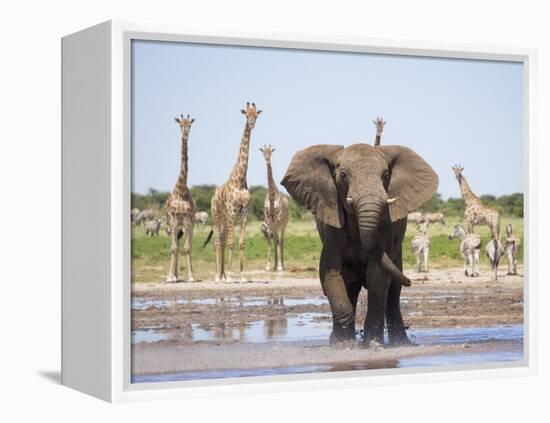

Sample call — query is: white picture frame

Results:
[61,20,537,403]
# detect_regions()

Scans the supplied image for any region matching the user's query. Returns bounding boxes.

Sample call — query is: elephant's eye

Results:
[340,170,348,180]
[382,170,390,181]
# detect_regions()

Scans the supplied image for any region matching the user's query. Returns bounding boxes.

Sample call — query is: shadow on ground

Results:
[37,370,61,384]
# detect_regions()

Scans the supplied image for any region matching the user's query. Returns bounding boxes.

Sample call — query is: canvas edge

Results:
[61,20,113,402]
[91,20,536,403]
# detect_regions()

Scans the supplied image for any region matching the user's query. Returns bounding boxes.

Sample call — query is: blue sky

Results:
[132,40,523,199]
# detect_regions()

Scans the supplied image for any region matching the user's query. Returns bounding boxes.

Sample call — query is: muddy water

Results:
[131,291,523,383]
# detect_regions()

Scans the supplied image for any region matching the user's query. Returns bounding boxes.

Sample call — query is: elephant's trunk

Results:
[356,194,411,287]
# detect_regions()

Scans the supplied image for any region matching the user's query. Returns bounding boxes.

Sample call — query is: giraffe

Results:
[165,114,196,283]
[210,102,262,282]
[452,164,501,239]
[260,145,289,271]
[373,116,386,146]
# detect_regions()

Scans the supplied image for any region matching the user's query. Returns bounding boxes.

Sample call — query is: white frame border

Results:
[108,20,537,403]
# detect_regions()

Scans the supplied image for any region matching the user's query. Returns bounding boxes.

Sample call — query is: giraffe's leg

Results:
[226,214,236,275]
[265,226,272,271]
[272,229,279,271]
[212,202,224,283]
[166,221,180,283]
[279,226,286,271]
[275,227,283,272]
[238,210,248,282]
[184,218,195,282]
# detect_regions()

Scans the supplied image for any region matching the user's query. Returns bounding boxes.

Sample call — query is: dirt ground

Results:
[131,265,523,377]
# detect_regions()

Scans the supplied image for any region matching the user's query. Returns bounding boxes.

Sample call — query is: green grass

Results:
[131,216,523,282]
[131,220,322,282]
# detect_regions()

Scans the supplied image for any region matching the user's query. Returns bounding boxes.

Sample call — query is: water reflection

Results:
[132,295,328,310]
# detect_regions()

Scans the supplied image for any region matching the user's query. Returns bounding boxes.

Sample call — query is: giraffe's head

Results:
[373,117,386,135]
[452,164,464,180]
[241,102,262,129]
[260,144,276,163]
[174,114,195,136]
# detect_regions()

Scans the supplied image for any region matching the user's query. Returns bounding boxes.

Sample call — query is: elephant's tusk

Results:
[387,197,397,204]
[346,197,353,205]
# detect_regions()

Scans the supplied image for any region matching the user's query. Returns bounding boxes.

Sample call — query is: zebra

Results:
[486,238,505,281]
[145,218,162,236]
[504,223,521,275]
[448,225,481,277]
[194,211,209,227]
[410,222,430,273]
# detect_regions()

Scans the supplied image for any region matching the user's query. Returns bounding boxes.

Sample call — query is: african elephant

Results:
[282,144,438,346]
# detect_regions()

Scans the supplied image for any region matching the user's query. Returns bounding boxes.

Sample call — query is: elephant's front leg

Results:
[386,281,410,345]
[320,249,356,344]
[364,262,392,345]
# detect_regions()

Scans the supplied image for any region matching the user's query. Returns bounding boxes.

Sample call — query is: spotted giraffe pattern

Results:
[165,114,196,283]
[211,102,262,282]
[452,165,501,239]
[260,145,289,271]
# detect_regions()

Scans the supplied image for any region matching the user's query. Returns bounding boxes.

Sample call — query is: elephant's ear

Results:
[378,145,439,223]
[281,144,344,228]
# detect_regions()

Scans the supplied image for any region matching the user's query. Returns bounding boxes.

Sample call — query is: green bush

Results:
[132,188,524,220]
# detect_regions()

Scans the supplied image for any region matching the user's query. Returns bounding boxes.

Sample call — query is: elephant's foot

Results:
[388,333,413,347]
[386,323,411,346]
[363,328,385,347]
[329,331,356,345]
[329,324,356,345]
[166,274,178,283]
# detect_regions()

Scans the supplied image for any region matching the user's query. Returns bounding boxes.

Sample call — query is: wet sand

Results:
[131,266,524,379]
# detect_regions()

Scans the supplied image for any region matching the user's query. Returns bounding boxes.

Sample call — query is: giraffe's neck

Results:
[173,131,189,196]
[457,174,478,207]
[229,124,252,188]
[374,134,381,146]
[266,159,277,214]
